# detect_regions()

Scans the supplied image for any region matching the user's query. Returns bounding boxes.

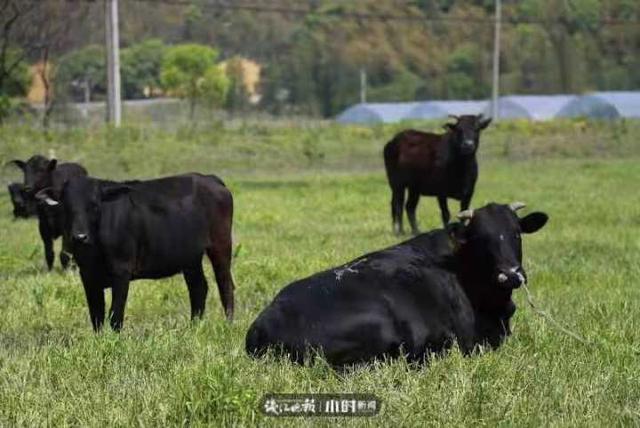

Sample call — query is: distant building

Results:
[220,57,262,104]
[336,92,640,124]
[482,95,577,121]
[558,91,640,119]
[407,100,488,120]
[336,102,421,124]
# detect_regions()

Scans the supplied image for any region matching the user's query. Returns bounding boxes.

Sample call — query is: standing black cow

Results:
[246,202,548,367]
[8,182,37,218]
[9,155,88,270]
[37,173,235,331]
[384,114,492,235]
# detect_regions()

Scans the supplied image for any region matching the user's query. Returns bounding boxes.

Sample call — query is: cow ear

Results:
[101,184,132,201]
[520,212,548,234]
[35,187,59,206]
[477,117,492,130]
[443,123,456,132]
[7,160,26,171]
[446,222,467,246]
[47,159,58,171]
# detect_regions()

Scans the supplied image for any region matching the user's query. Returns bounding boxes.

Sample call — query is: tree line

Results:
[1,0,638,122]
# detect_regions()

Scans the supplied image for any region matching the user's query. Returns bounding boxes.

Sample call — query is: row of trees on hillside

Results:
[173,0,640,116]
[1,0,639,120]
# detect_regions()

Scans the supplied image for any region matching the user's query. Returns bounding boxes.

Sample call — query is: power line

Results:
[124,0,640,27]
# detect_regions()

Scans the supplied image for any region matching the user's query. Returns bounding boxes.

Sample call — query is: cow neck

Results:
[444,132,476,171]
[454,245,514,317]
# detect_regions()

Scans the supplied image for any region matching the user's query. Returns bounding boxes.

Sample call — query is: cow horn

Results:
[457,209,474,221]
[509,202,526,212]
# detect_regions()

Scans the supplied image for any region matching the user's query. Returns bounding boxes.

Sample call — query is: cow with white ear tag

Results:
[36,173,236,332]
[8,155,87,270]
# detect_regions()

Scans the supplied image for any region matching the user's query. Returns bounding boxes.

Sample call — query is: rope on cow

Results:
[522,283,591,346]
[522,284,640,355]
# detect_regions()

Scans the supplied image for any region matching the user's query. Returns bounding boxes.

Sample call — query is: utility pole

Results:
[105,0,122,126]
[360,68,367,104]
[491,0,501,120]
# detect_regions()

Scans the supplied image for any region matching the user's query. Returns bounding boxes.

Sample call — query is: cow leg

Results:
[206,242,235,322]
[79,270,105,331]
[406,188,420,235]
[38,221,54,270]
[183,263,209,320]
[59,235,72,269]
[43,239,55,270]
[460,193,472,212]
[59,251,70,269]
[437,196,451,226]
[390,186,405,235]
[109,274,131,331]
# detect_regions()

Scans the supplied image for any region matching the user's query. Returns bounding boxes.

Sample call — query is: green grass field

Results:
[0,121,639,426]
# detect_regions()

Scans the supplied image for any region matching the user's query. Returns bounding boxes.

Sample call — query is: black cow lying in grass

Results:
[9,155,88,270]
[37,173,235,331]
[246,202,548,367]
[384,115,492,235]
[8,182,37,218]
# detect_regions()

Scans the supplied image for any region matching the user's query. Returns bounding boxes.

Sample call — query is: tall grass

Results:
[1,118,638,181]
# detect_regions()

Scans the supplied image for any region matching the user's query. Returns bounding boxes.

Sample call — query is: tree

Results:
[0,47,29,96]
[0,1,38,123]
[0,47,29,123]
[160,44,229,118]
[56,45,106,102]
[0,1,33,99]
[121,39,167,99]
[517,0,604,93]
[444,44,488,99]
[0,0,89,125]
[201,65,230,112]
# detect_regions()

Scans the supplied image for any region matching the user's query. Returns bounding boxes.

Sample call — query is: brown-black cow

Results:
[383,115,491,235]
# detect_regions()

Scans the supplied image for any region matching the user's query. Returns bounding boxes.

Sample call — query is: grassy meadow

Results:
[0,119,639,426]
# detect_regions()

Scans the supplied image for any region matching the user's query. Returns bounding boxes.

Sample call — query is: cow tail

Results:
[383,133,402,188]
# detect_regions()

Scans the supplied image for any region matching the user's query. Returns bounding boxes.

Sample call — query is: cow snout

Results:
[73,233,89,243]
[497,267,526,289]
[461,140,475,154]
